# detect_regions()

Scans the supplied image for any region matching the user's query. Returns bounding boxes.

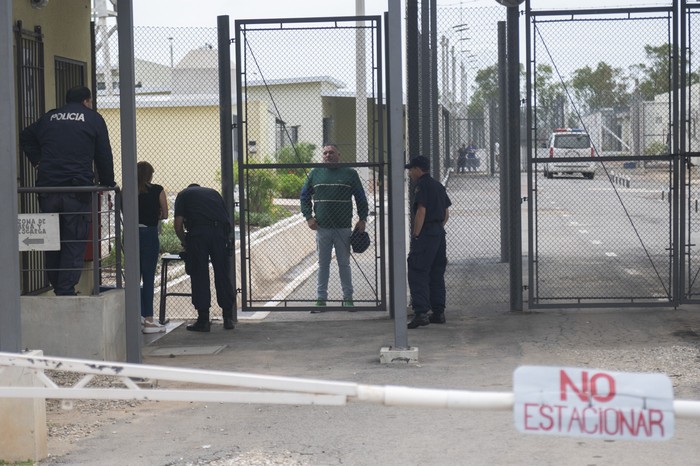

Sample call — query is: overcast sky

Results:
[132,0,668,28]
[126,0,673,88]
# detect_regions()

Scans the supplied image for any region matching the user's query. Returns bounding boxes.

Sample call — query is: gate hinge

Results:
[230,38,235,44]
[521,196,528,203]
[231,123,237,129]
[522,285,528,290]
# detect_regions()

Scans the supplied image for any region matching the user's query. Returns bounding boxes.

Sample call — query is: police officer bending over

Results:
[174,184,235,332]
[20,86,115,296]
[405,156,452,328]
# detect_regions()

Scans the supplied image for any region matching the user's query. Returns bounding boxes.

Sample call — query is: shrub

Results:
[275,142,316,177]
[644,140,668,156]
[277,172,305,199]
[246,166,277,213]
[159,221,181,253]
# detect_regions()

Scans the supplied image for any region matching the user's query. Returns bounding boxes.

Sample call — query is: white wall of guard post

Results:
[1,352,700,418]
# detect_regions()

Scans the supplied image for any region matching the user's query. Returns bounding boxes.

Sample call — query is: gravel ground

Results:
[30,308,700,466]
[42,371,312,465]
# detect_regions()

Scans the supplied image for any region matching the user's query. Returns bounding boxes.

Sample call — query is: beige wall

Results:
[13,0,92,108]
[101,105,224,194]
[100,80,364,194]
[246,81,326,160]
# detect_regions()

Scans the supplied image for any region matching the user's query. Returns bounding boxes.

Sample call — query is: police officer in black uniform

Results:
[405,156,452,328]
[20,86,115,296]
[174,184,235,331]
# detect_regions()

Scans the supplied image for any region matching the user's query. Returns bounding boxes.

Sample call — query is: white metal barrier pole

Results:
[2,352,700,418]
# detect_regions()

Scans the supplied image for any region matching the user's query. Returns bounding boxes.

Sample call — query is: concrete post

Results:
[0,350,47,463]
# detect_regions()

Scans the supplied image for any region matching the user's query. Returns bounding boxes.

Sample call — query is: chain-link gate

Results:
[234,17,386,312]
[527,3,678,307]
[683,0,700,302]
[98,25,228,321]
[434,4,509,307]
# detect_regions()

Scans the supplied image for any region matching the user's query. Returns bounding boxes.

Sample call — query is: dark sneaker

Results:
[407,313,430,329]
[311,299,326,313]
[429,312,446,324]
[342,299,356,312]
[186,320,211,332]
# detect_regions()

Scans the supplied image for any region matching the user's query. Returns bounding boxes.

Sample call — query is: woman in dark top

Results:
[137,161,169,333]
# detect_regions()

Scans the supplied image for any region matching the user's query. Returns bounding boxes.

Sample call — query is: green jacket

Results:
[300,166,368,229]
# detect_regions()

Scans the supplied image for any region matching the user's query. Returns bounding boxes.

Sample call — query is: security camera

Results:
[30,0,49,9]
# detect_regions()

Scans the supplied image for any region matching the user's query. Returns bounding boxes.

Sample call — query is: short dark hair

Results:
[404,155,430,171]
[66,86,91,104]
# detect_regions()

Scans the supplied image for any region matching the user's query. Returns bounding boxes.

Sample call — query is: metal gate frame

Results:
[525,1,686,309]
[234,16,387,312]
[681,0,700,303]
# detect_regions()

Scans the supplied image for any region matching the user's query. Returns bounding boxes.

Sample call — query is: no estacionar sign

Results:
[513,366,674,441]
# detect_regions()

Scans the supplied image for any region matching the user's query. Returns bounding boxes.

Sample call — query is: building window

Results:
[323,117,334,145]
[276,119,300,152]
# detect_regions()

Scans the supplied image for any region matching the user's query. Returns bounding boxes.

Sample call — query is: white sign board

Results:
[513,366,674,441]
[18,214,60,251]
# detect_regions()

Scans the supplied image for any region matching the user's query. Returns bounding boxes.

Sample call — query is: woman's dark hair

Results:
[137,161,154,194]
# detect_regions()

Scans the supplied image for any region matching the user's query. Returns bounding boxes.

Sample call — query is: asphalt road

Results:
[38,301,700,466]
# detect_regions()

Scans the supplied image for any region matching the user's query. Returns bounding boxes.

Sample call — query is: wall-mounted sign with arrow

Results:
[18,213,60,251]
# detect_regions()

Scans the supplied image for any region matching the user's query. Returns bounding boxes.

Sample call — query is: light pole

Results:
[494,0,525,312]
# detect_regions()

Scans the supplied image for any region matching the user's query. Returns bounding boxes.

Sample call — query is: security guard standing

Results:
[174,184,235,331]
[405,156,451,328]
[20,86,115,296]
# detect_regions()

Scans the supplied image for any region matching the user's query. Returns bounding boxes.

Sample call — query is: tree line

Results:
[467,43,696,132]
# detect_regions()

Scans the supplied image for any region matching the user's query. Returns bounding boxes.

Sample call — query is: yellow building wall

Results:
[101,105,224,195]
[242,99,275,162]
[246,82,325,160]
[13,0,92,108]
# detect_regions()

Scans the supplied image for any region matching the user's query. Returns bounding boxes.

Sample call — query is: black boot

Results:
[407,313,430,329]
[187,311,211,332]
[222,309,235,330]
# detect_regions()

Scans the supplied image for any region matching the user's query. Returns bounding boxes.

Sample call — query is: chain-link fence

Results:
[433,4,509,306]
[97,19,387,319]
[235,17,385,312]
[97,25,225,321]
[684,2,700,302]
[527,5,675,306]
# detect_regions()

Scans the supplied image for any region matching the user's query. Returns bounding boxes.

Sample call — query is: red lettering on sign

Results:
[590,373,615,402]
[539,404,554,431]
[648,409,665,437]
[560,370,616,403]
[521,404,667,438]
[523,403,537,430]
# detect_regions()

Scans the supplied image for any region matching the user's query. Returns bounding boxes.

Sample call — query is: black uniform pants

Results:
[407,226,447,315]
[39,192,91,296]
[186,225,235,316]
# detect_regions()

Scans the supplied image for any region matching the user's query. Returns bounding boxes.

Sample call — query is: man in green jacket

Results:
[300,144,368,310]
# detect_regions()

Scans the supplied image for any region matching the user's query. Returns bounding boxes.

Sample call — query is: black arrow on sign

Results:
[23,237,45,245]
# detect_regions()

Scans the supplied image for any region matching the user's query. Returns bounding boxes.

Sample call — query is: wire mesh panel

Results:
[435,4,508,306]
[96,24,229,320]
[683,1,700,302]
[235,17,385,312]
[528,4,676,306]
